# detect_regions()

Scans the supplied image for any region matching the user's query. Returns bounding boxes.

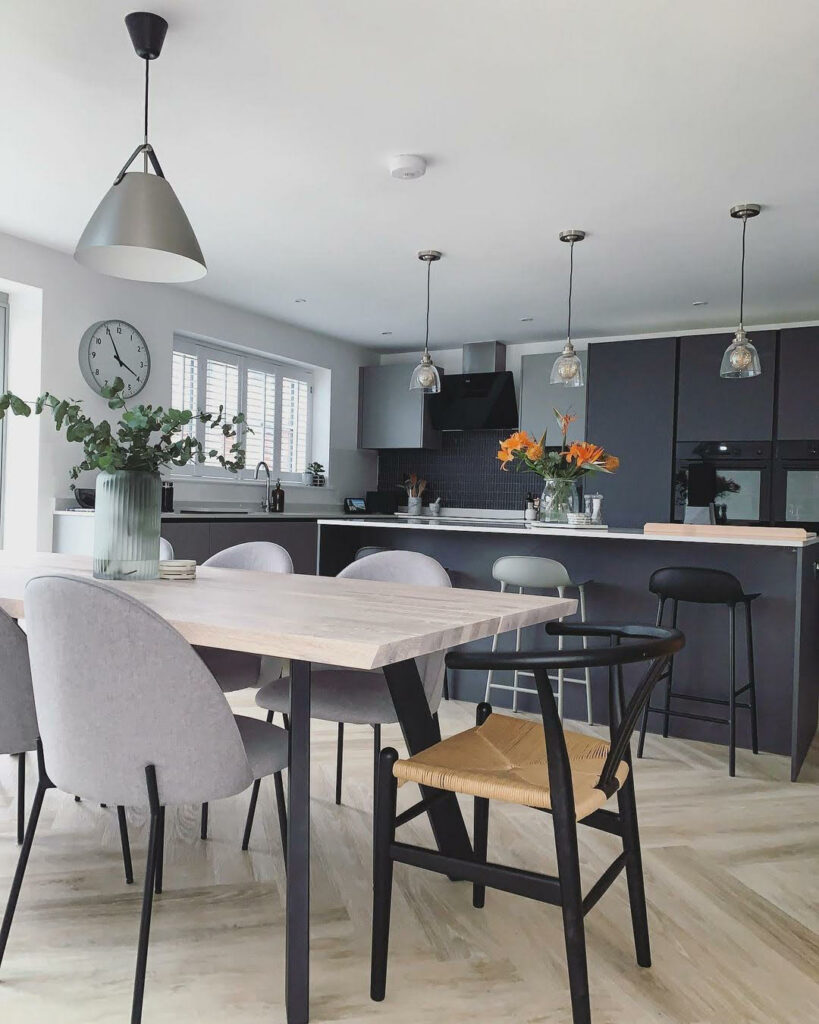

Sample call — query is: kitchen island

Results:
[318,516,819,780]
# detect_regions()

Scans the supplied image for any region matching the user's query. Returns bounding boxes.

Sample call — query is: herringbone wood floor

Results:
[0,695,816,1024]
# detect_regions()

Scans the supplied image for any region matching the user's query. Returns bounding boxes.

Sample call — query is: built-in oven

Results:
[674,442,773,525]
[773,441,819,529]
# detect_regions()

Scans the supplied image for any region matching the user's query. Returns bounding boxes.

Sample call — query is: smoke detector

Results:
[389,154,427,180]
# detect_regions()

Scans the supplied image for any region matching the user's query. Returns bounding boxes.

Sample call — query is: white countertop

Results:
[318,516,819,548]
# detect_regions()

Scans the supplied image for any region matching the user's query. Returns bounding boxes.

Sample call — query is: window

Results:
[171,337,313,480]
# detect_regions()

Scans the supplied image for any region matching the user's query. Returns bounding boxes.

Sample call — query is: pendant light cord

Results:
[424,257,432,356]
[142,58,150,172]
[566,239,575,343]
[739,214,747,329]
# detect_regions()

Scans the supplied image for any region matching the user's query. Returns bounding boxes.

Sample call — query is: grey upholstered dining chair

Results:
[244,550,450,845]
[0,573,290,1024]
[0,608,38,846]
[194,541,293,843]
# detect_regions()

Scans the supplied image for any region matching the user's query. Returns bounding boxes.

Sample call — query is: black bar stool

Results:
[637,566,759,776]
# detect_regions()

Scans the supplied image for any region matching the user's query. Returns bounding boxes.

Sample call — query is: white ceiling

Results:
[2,1,819,350]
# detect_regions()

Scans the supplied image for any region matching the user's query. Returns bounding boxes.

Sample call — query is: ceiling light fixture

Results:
[520,316,534,322]
[720,203,762,379]
[74,12,206,283]
[550,230,586,387]
[692,300,709,307]
[409,250,442,393]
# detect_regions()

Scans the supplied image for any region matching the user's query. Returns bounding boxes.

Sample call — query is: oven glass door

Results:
[774,463,819,526]
[675,462,770,523]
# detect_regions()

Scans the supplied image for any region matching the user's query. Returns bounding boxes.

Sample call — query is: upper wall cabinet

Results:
[677,331,777,442]
[586,338,677,528]
[358,363,441,450]
[777,327,819,441]
[519,352,587,443]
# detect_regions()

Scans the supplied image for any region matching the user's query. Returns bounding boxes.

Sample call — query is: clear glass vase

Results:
[93,470,161,580]
[538,477,579,523]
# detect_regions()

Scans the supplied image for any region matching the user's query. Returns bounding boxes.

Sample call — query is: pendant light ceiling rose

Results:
[729,203,761,220]
[125,11,168,60]
[559,229,586,244]
[417,250,442,263]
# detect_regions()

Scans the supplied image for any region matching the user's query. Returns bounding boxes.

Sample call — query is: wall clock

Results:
[79,320,151,398]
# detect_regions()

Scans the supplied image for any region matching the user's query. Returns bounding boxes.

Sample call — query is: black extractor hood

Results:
[429,341,519,431]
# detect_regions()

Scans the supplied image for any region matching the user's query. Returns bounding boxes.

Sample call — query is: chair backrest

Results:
[354,545,389,561]
[649,566,744,605]
[0,607,38,756]
[446,622,684,816]
[339,550,451,709]
[492,555,572,590]
[159,536,175,561]
[23,574,254,807]
[203,541,294,574]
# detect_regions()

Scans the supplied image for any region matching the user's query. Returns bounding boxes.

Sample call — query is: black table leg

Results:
[382,659,472,861]
[286,659,311,1024]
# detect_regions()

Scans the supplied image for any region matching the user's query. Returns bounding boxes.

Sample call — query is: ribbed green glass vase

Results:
[93,470,161,580]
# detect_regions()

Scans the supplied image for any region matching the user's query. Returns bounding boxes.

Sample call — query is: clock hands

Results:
[105,326,138,380]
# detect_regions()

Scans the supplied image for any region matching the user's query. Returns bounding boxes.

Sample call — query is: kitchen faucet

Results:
[255,460,272,512]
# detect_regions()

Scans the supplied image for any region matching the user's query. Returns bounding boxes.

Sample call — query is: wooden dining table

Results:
[0,552,577,1024]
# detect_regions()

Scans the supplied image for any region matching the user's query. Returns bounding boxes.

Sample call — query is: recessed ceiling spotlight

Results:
[389,154,427,180]
[294,298,307,303]
[520,316,534,322]
[692,300,708,307]
[380,331,393,336]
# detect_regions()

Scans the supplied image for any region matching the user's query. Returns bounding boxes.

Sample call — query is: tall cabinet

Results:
[586,338,678,528]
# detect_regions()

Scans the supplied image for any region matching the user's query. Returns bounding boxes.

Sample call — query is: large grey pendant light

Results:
[550,230,586,387]
[720,203,762,378]
[74,12,206,283]
[409,250,443,393]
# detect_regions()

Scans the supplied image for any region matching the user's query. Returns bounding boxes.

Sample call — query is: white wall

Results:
[0,230,378,552]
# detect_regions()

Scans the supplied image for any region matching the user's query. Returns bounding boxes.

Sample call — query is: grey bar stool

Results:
[637,566,759,777]
[483,556,593,723]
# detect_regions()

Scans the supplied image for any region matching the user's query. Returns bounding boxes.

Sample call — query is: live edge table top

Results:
[0,553,577,671]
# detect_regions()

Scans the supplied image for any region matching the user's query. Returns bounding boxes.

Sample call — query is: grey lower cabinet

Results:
[519,351,587,443]
[358,363,440,449]
[161,520,318,574]
[586,338,677,528]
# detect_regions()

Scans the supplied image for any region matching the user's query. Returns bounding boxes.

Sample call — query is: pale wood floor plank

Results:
[0,695,816,1023]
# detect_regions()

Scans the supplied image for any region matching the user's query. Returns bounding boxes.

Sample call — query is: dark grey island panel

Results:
[318,520,819,780]
[161,518,318,574]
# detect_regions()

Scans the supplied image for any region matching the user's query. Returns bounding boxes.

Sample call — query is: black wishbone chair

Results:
[370,622,684,1024]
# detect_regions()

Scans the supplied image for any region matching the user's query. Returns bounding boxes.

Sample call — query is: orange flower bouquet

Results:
[497,409,618,522]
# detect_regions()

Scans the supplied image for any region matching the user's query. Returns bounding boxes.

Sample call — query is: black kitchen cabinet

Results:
[585,337,677,527]
[677,331,777,442]
[777,327,819,440]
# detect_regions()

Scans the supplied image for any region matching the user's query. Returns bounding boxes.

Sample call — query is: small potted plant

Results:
[308,461,326,486]
[0,377,247,579]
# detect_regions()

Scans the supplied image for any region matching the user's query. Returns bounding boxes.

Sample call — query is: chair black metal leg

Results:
[117,806,134,884]
[335,723,344,805]
[154,807,165,895]
[728,605,737,778]
[661,601,678,738]
[616,773,651,967]
[370,748,398,1002]
[16,753,25,846]
[282,712,290,731]
[242,779,262,852]
[442,668,450,701]
[200,802,208,840]
[472,797,489,909]
[638,597,666,759]
[745,601,759,755]
[553,812,590,1024]
[372,723,381,797]
[0,780,46,965]
[274,771,288,867]
[132,765,161,1024]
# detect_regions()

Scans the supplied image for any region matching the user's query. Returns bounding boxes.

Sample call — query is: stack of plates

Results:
[159,559,197,581]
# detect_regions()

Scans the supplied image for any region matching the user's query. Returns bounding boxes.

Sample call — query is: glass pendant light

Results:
[550,230,586,387]
[720,203,762,378]
[409,250,442,393]
[75,12,206,283]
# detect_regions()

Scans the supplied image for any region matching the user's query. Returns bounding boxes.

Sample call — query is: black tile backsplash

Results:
[376,430,540,510]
